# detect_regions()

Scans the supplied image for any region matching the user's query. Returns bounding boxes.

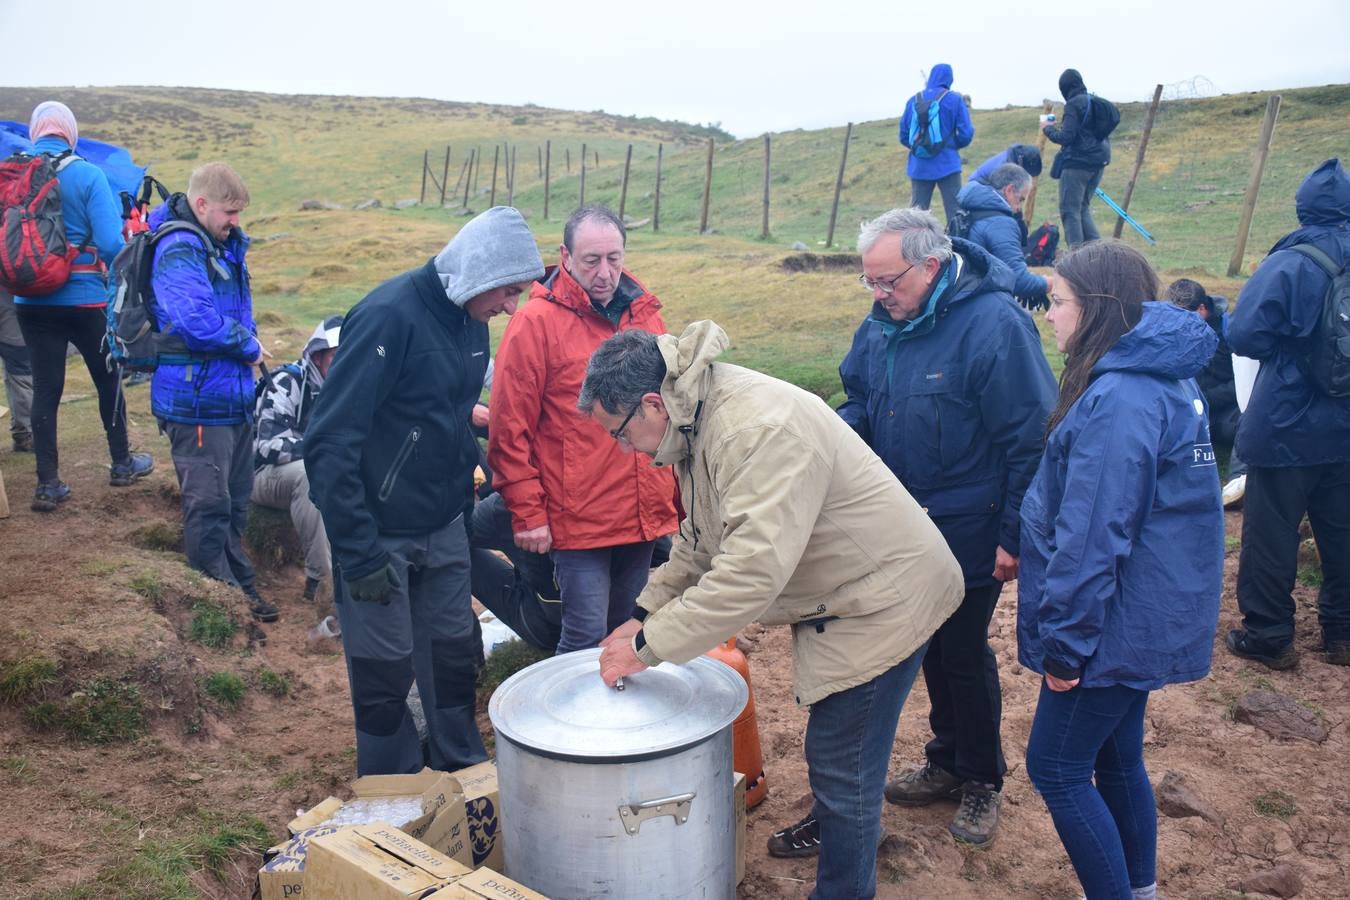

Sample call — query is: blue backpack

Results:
[908,89,950,159]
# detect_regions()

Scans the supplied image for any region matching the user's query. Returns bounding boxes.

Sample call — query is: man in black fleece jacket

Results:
[305,207,544,775]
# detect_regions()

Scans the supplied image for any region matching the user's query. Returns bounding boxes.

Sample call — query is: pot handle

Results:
[618,792,696,836]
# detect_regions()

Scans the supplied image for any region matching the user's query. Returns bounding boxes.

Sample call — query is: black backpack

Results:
[1025,223,1060,266]
[946,207,1004,241]
[1289,244,1350,397]
[1087,94,1120,140]
[105,218,229,372]
[908,89,950,159]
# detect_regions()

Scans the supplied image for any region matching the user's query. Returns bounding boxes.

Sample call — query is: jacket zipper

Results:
[378,426,421,501]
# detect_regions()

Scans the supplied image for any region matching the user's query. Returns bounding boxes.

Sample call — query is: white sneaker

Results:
[1222,475,1246,509]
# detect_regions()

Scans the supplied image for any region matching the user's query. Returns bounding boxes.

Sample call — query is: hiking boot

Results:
[245,587,280,623]
[1221,474,1246,509]
[303,576,322,602]
[12,431,33,453]
[1225,629,1296,670]
[767,814,821,859]
[109,452,154,486]
[949,782,1001,846]
[31,479,72,512]
[1325,639,1350,667]
[884,762,962,807]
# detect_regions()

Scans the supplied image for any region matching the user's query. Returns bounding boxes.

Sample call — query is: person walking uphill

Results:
[1224,158,1350,670]
[838,208,1057,847]
[898,64,975,222]
[488,204,677,653]
[1043,68,1112,248]
[9,101,152,511]
[304,207,544,776]
[150,162,273,621]
[584,322,964,900]
[1020,240,1224,900]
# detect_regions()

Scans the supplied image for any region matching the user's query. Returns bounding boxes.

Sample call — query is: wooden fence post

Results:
[566,148,571,173]
[544,140,551,221]
[463,149,474,208]
[826,123,853,248]
[489,145,499,208]
[419,149,428,205]
[1113,85,1163,238]
[594,149,599,169]
[452,156,470,205]
[439,146,451,206]
[699,138,714,234]
[1228,94,1282,277]
[653,143,663,233]
[473,146,482,193]
[508,145,517,207]
[538,145,543,179]
[619,144,633,220]
[1023,102,1055,226]
[761,134,771,240]
[580,143,587,207]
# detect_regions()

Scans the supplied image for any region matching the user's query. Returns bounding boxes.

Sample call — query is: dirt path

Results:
[1,399,1346,898]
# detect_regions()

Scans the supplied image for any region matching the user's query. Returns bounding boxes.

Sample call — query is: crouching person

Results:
[585,322,964,900]
[252,315,343,603]
[305,208,544,775]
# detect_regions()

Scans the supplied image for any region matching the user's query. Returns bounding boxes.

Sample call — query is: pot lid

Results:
[488,648,748,761]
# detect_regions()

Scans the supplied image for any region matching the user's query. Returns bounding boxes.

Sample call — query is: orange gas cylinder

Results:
[705,636,768,809]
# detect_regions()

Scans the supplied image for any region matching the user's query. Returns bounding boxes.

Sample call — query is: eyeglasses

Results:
[859,264,915,295]
[609,401,642,444]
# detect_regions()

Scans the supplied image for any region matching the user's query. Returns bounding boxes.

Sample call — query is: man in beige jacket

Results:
[583,320,963,900]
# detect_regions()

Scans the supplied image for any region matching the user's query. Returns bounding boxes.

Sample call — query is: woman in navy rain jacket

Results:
[1019,240,1223,900]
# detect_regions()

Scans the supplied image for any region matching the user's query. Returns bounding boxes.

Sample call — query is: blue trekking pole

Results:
[1095,187,1156,245]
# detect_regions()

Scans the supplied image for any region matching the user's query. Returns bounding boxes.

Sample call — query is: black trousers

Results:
[922,581,1007,789]
[14,303,128,483]
[1237,463,1350,646]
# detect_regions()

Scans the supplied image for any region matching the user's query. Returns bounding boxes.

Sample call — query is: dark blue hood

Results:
[1058,68,1086,100]
[927,64,954,91]
[1295,158,1350,227]
[1092,301,1217,381]
[956,181,1012,215]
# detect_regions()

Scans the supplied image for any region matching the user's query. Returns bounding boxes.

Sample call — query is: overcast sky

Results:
[3,0,1346,138]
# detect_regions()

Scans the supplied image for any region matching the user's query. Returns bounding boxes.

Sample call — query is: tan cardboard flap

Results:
[428,867,549,899]
[449,760,502,871]
[287,796,343,836]
[734,771,747,886]
[307,822,471,900]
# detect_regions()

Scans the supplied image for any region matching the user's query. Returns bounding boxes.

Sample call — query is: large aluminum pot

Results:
[489,648,748,899]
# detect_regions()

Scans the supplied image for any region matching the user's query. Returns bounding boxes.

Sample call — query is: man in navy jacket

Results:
[305,207,544,775]
[1226,159,1350,670]
[954,163,1049,308]
[839,208,1056,845]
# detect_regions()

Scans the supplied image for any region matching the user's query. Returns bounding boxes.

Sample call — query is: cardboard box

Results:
[306,822,472,899]
[733,771,747,886]
[449,760,503,871]
[256,825,347,900]
[428,868,549,899]
[288,768,472,868]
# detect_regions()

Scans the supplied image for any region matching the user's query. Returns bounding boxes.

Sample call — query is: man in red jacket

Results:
[489,204,677,653]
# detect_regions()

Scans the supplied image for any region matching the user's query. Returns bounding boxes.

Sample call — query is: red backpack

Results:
[0,150,103,296]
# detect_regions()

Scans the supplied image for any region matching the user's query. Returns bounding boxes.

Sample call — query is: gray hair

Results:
[857,207,952,264]
[577,329,667,415]
[988,162,1032,195]
[563,203,626,253]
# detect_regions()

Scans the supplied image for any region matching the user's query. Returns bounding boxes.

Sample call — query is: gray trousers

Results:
[0,291,32,435]
[253,460,332,582]
[336,514,485,776]
[1058,165,1104,247]
[164,421,257,592]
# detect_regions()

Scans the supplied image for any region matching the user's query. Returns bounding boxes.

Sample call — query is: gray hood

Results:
[433,206,545,307]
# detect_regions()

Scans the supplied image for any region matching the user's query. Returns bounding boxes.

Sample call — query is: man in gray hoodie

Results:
[305,207,544,776]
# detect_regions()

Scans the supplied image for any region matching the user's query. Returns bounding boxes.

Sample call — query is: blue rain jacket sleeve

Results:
[1037,390,1157,680]
[836,332,872,443]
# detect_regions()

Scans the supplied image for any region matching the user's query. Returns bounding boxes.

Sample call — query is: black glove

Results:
[346,563,401,604]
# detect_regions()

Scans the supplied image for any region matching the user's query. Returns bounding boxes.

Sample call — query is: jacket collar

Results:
[650,321,729,468]
[415,258,470,330]
[535,263,659,320]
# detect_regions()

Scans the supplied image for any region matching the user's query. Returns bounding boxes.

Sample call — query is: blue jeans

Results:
[550,541,656,653]
[805,644,927,900]
[1026,682,1156,900]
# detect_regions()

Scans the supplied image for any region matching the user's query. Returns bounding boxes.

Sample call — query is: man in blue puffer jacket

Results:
[955,163,1050,308]
[839,208,1056,846]
[149,162,276,622]
[898,64,975,223]
[1226,158,1350,669]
